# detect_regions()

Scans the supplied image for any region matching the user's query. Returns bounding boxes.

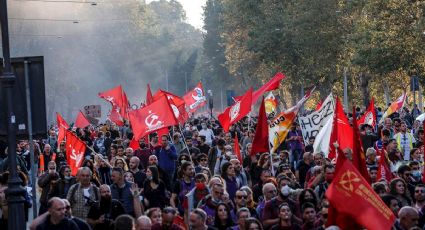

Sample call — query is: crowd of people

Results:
[0,104,424,230]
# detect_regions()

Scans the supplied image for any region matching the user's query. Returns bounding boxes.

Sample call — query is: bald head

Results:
[136,215,152,230]
[398,206,419,230]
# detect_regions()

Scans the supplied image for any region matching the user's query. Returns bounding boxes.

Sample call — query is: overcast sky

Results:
[147,0,206,29]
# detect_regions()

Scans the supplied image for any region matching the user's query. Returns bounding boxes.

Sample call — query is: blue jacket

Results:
[155,143,177,173]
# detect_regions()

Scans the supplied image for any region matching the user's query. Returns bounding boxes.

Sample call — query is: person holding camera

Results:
[87,184,126,230]
[66,167,100,220]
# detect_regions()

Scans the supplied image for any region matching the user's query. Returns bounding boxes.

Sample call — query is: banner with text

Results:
[298,93,335,145]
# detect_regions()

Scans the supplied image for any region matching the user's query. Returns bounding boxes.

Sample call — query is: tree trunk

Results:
[359,72,370,108]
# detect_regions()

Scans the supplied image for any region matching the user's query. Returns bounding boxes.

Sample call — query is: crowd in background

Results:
[0,104,423,230]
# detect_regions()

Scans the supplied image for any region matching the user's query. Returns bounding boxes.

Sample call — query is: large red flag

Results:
[98,85,129,121]
[57,113,69,148]
[129,96,178,140]
[218,88,253,132]
[234,135,242,163]
[65,131,86,176]
[377,149,394,182]
[357,98,376,129]
[109,106,125,126]
[251,97,269,155]
[146,83,153,105]
[235,73,285,105]
[152,89,188,124]
[326,160,396,230]
[183,82,207,113]
[75,111,90,129]
[328,98,353,159]
[352,107,371,183]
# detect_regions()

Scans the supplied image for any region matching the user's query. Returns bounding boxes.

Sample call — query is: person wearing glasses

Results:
[256,183,277,220]
[198,183,225,225]
[151,207,183,230]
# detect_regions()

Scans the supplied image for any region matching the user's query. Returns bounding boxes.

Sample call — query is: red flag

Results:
[98,85,129,122]
[65,131,86,176]
[234,135,242,163]
[146,83,153,105]
[129,137,139,150]
[235,73,285,105]
[352,107,371,183]
[129,96,178,140]
[157,127,169,138]
[377,149,394,182]
[153,89,188,124]
[357,98,376,129]
[183,82,207,113]
[328,98,353,159]
[75,111,90,129]
[57,113,69,148]
[315,99,323,111]
[218,88,253,132]
[109,106,125,126]
[251,97,269,155]
[326,160,396,230]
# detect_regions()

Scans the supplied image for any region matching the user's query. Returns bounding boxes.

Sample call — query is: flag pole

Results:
[178,124,194,163]
[269,142,275,176]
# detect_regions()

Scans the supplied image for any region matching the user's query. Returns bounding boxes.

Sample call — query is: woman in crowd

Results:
[270,203,301,230]
[143,165,167,209]
[389,178,412,207]
[213,203,234,230]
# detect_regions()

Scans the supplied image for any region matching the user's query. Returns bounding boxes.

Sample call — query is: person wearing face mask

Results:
[409,161,422,185]
[184,174,210,226]
[183,124,194,139]
[199,122,215,146]
[262,181,298,230]
[313,164,335,200]
[87,184,126,230]
[375,129,391,151]
[50,165,77,199]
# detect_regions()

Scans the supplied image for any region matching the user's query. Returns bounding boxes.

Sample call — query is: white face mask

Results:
[185,127,190,131]
[281,185,291,197]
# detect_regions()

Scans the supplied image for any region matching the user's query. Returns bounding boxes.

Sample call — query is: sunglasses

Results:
[236,195,247,199]
[415,190,425,193]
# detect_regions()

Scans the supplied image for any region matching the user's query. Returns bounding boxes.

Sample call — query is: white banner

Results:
[298,93,335,145]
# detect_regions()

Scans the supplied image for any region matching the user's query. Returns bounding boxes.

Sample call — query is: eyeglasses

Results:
[415,190,425,193]
[404,173,412,177]
[200,159,207,162]
[236,195,247,199]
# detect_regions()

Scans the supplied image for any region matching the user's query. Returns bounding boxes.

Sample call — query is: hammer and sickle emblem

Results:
[339,170,361,192]
[145,112,160,128]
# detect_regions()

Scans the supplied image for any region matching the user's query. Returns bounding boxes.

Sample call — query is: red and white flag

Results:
[218,88,253,132]
[357,98,376,129]
[379,92,406,123]
[75,111,90,129]
[66,130,86,176]
[98,85,130,122]
[377,149,394,182]
[235,72,285,105]
[129,96,178,140]
[183,82,207,113]
[57,113,69,148]
[153,89,188,124]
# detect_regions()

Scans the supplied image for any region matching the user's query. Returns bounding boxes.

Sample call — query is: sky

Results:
[147,0,206,29]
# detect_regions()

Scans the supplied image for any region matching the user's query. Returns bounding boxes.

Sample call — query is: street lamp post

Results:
[0,0,27,229]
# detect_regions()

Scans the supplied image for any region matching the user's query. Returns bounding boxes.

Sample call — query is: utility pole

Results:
[0,0,27,229]
[343,67,348,111]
